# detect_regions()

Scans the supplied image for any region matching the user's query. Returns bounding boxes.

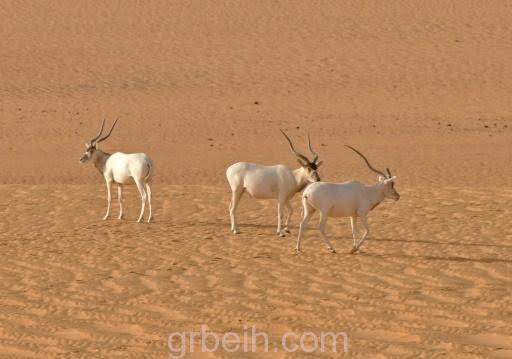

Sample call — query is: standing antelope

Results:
[80,119,155,223]
[226,130,322,236]
[297,145,399,254]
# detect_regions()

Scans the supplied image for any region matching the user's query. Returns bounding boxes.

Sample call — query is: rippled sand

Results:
[1,1,512,357]
[1,185,511,357]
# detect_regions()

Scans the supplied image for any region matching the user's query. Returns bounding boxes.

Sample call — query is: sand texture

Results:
[1,1,512,357]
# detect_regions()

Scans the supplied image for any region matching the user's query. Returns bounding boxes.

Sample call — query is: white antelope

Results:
[226,130,322,236]
[79,119,155,223]
[297,146,399,254]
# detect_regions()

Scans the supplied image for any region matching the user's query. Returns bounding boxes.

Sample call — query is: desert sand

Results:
[1,1,512,357]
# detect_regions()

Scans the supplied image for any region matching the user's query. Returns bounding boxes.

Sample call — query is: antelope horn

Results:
[345,145,386,177]
[307,133,318,163]
[280,129,310,164]
[386,168,392,178]
[97,118,119,143]
[90,118,106,144]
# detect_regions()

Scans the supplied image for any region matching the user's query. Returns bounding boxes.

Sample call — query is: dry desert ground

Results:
[1,1,512,357]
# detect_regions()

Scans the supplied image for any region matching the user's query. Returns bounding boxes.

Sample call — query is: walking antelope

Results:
[80,119,155,223]
[296,145,399,253]
[226,130,322,236]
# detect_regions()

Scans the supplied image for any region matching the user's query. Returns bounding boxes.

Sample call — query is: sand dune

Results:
[1,1,512,357]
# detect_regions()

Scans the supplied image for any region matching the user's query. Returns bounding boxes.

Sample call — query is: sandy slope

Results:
[1,0,512,357]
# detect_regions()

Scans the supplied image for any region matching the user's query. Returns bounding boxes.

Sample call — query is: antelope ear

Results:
[85,143,89,148]
[383,176,397,184]
[297,159,307,167]
[316,161,323,167]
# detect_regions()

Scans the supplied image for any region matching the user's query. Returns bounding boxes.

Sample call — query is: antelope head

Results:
[345,145,400,201]
[80,118,118,163]
[280,130,322,183]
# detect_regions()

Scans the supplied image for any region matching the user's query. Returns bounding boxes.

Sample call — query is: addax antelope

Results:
[297,145,399,253]
[80,119,155,223]
[226,130,322,236]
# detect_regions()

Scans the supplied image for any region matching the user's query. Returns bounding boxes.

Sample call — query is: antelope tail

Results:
[144,162,153,181]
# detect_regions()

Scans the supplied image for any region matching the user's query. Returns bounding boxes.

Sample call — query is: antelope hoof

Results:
[278,232,286,237]
[330,248,337,254]
[118,215,124,220]
[232,229,240,234]
[284,228,291,234]
[350,247,359,254]
[295,248,302,255]
[147,217,152,223]
[103,216,109,221]
[137,218,143,223]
